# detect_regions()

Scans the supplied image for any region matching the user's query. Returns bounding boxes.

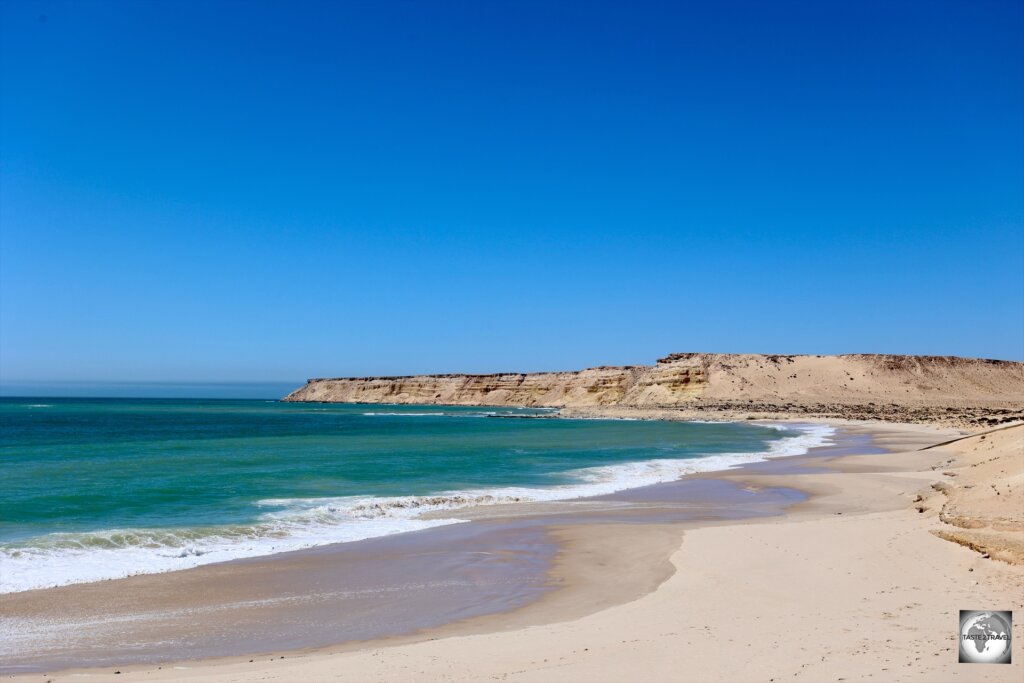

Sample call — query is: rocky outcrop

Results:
[283,353,1024,425]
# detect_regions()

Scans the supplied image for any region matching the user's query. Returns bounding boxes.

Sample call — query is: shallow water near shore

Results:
[0,398,831,593]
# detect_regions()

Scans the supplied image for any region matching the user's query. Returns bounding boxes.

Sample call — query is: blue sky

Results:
[1,0,1022,395]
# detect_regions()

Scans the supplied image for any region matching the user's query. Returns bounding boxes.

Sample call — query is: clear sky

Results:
[1,0,1022,396]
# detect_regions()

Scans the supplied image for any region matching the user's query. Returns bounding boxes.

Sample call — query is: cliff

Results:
[282,353,1024,426]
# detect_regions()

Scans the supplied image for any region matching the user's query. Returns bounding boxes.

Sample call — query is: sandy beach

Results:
[6,417,1021,682]
[4,0,1022,678]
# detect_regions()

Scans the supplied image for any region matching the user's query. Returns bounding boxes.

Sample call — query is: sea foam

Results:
[0,423,833,593]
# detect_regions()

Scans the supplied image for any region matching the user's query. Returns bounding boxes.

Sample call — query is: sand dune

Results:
[923,424,1024,563]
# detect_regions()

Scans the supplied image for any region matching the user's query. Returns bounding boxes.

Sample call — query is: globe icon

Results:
[960,612,1011,663]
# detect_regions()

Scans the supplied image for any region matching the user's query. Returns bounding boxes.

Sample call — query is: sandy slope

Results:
[40,423,1023,683]
[923,425,1024,564]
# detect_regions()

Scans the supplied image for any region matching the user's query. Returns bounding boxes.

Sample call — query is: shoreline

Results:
[7,417,1023,681]
[0,416,829,595]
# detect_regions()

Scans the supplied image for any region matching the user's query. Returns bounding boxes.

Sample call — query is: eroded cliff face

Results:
[282,353,1024,412]
[281,364,699,408]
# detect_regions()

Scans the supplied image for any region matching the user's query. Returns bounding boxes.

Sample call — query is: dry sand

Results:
[21,421,1024,683]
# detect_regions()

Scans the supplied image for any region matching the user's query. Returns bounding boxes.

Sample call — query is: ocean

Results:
[0,398,832,593]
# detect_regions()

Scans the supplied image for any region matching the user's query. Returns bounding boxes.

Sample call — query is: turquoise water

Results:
[0,398,832,592]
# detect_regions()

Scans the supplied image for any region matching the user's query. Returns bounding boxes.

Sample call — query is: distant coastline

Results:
[283,352,1024,428]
